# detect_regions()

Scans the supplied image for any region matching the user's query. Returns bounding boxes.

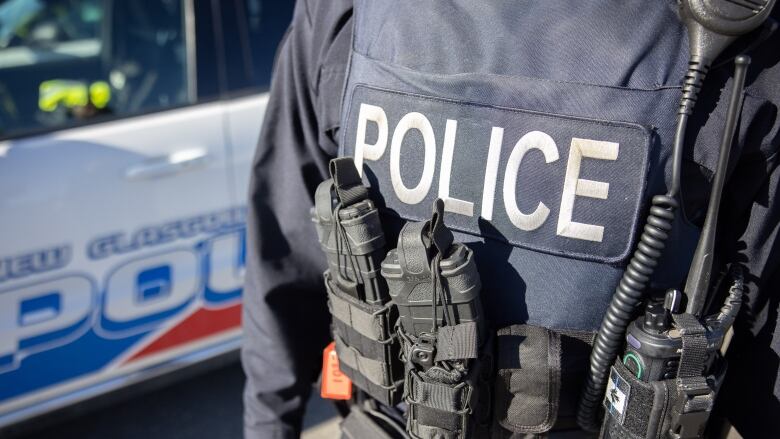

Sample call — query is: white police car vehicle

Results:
[0,0,293,429]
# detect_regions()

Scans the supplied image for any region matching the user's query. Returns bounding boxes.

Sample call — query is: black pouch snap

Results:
[492,324,562,436]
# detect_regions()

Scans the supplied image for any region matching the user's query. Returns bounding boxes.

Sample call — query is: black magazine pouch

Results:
[312,159,404,405]
[383,201,493,439]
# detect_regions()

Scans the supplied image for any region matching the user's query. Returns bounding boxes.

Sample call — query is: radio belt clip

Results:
[669,376,714,439]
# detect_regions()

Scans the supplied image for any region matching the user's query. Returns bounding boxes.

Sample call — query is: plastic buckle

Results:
[668,379,714,439]
[410,334,437,370]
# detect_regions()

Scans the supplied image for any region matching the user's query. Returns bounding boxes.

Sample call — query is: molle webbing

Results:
[324,256,403,406]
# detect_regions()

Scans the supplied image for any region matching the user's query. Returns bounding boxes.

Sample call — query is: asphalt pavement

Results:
[13,362,340,439]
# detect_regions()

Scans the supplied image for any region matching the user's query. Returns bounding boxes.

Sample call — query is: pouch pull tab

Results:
[329,158,368,206]
[427,199,453,256]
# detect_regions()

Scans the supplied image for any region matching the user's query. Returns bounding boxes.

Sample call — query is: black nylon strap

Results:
[327,279,392,342]
[435,322,479,362]
[334,334,391,387]
[332,319,388,362]
[329,158,369,206]
[413,405,461,434]
[672,313,708,378]
[408,371,468,412]
[668,313,714,439]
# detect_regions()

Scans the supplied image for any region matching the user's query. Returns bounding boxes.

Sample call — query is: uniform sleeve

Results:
[241,1,353,438]
[712,21,780,436]
[717,154,780,436]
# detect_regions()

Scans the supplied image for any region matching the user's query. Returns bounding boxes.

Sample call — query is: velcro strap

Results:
[408,371,469,413]
[435,322,479,362]
[329,158,368,206]
[604,360,716,439]
[672,313,708,378]
[327,280,388,342]
[407,372,468,439]
[411,420,460,439]
[335,335,390,387]
[603,361,672,438]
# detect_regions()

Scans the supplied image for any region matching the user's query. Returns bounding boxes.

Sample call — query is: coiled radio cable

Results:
[577,63,703,430]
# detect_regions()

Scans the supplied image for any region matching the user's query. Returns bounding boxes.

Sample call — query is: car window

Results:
[218,0,293,95]
[193,0,220,101]
[0,0,193,140]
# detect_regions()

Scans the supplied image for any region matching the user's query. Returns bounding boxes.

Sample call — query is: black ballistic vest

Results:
[336,0,729,430]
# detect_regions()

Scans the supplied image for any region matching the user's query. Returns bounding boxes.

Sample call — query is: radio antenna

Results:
[685,55,750,317]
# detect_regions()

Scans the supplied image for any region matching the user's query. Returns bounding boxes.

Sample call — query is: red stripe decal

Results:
[125,304,242,363]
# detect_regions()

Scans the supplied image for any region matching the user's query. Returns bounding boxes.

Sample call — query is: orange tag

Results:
[321,341,352,400]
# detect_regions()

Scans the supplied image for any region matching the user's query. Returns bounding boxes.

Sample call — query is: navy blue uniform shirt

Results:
[242,1,780,437]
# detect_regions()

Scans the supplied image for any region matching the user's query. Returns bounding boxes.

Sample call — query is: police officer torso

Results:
[309,1,779,437]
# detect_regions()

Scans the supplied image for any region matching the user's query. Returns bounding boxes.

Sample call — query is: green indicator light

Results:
[622,352,644,379]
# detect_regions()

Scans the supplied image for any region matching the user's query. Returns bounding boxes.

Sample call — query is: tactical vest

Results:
[331,1,741,435]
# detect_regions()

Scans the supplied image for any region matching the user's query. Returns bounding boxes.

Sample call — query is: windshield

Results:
[0,0,191,140]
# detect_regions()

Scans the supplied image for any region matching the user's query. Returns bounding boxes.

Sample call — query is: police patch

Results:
[342,85,651,263]
[604,366,631,425]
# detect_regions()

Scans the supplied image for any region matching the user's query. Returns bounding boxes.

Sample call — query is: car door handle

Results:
[125,148,210,180]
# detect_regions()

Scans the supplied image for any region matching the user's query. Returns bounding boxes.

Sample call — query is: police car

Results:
[0,0,293,429]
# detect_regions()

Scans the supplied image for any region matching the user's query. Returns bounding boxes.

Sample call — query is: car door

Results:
[211,0,295,201]
[0,0,242,426]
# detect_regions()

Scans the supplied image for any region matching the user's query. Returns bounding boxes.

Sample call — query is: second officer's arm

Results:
[241,0,354,438]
